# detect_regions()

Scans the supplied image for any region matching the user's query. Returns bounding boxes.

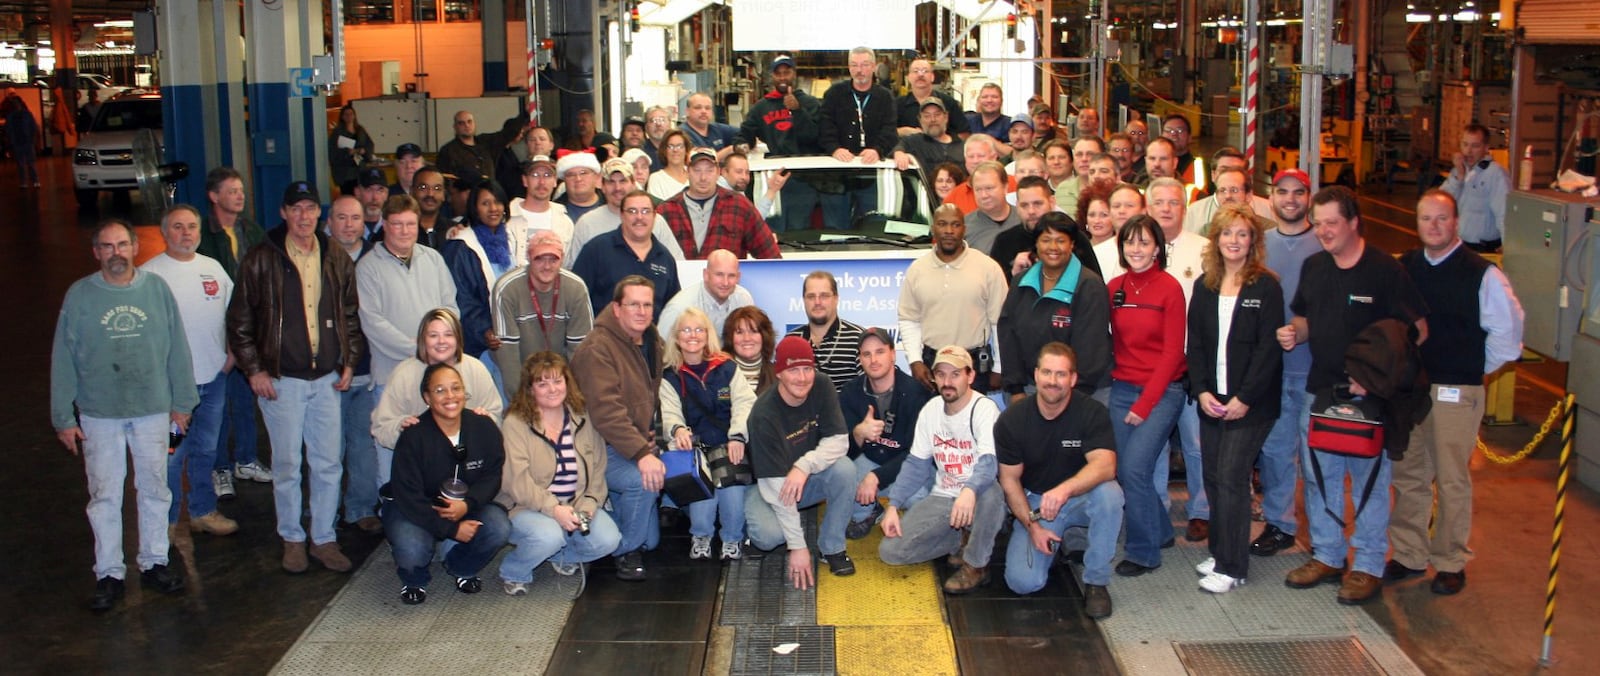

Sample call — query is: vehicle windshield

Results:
[91,100,162,133]
[751,163,936,243]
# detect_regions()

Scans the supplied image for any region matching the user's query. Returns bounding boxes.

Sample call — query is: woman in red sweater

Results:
[1106,215,1189,576]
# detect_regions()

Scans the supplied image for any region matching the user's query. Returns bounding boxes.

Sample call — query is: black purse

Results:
[701,442,755,488]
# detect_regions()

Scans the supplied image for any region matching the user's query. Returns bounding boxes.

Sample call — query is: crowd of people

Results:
[52,49,1523,625]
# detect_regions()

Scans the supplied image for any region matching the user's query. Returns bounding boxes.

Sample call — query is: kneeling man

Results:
[879,346,1006,595]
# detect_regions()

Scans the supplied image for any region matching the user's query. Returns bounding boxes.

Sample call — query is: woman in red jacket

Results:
[1107,215,1189,576]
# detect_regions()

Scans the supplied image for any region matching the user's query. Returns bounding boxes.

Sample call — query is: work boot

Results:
[1336,571,1383,605]
[282,540,309,574]
[310,541,353,572]
[1285,559,1343,588]
[942,564,990,595]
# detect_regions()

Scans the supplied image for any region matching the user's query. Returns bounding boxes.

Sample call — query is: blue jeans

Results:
[1004,482,1126,593]
[1110,380,1186,567]
[258,372,343,545]
[216,368,260,469]
[1257,372,1307,534]
[776,179,821,233]
[499,508,622,583]
[81,413,170,579]
[479,349,507,404]
[745,459,857,555]
[1174,400,1208,519]
[820,185,878,229]
[169,372,227,522]
[383,501,511,588]
[1299,397,1393,577]
[689,484,748,543]
[850,454,930,522]
[604,446,661,554]
[339,375,379,522]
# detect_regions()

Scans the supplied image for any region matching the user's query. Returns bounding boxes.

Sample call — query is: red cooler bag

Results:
[1307,386,1385,458]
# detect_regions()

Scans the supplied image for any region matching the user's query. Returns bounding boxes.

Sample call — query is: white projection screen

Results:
[730,0,916,52]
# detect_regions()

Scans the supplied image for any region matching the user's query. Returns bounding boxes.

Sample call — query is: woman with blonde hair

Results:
[496,351,620,595]
[661,308,756,561]
[372,309,504,488]
[1186,204,1283,593]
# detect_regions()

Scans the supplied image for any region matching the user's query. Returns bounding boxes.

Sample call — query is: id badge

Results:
[1437,386,1461,404]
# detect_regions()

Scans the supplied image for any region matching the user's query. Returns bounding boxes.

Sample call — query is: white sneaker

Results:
[1199,571,1245,593]
[212,469,236,498]
[549,561,581,576]
[690,535,713,560]
[502,580,529,596]
[234,461,273,483]
[720,541,743,561]
[1195,557,1216,576]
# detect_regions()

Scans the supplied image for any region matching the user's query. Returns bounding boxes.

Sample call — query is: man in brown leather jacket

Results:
[227,180,366,575]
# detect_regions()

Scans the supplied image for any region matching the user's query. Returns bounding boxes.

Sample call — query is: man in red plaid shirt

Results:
[657,148,782,260]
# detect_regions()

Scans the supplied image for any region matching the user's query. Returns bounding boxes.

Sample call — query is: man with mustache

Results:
[54,219,198,612]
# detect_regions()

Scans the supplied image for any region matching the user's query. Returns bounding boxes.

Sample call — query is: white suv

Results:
[74,94,163,207]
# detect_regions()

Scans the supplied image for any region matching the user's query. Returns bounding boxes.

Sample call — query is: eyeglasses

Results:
[803,292,835,302]
[565,170,594,178]
[624,207,654,215]
[664,143,686,150]
[621,301,654,312]
[414,184,445,193]
[429,383,466,397]
[678,326,707,336]
[1215,186,1247,195]
[1126,130,1148,137]
[94,241,133,252]
[1109,147,1133,154]
[1162,127,1189,136]
[526,171,556,180]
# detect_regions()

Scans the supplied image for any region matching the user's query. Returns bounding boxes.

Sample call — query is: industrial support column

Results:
[483,0,508,92]
[158,0,232,204]
[49,0,78,149]
[1300,0,1330,189]
[244,0,329,224]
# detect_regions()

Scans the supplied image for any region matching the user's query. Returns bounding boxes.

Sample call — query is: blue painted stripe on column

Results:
[161,83,209,207]
[248,81,293,228]
[483,61,508,92]
[298,96,322,193]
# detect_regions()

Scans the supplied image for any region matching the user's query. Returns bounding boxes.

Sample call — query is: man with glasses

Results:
[436,110,528,184]
[1160,114,1198,184]
[656,148,782,260]
[1107,133,1138,183]
[55,219,198,611]
[492,231,593,392]
[568,159,685,265]
[409,167,451,249]
[1182,164,1273,235]
[786,270,867,392]
[897,58,971,138]
[571,190,682,319]
[227,181,366,575]
[505,154,575,261]
[555,152,605,224]
[572,275,667,580]
[644,106,676,169]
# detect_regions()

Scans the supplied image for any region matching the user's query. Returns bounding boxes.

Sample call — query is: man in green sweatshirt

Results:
[52,219,199,613]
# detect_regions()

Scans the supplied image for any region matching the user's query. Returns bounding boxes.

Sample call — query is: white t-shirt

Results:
[908,393,1000,499]
[1216,295,1237,396]
[1164,229,1208,307]
[140,252,232,384]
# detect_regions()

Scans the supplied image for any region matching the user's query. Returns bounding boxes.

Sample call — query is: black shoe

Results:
[846,503,884,540]
[140,564,185,595]
[89,577,124,612]
[1250,525,1295,556]
[1431,570,1466,595]
[1115,560,1159,577]
[615,550,646,581]
[823,551,856,576]
[400,586,427,605]
[1083,584,1113,619]
[1383,560,1426,582]
[454,576,482,594]
[1061,549,1086,565]
[1160,537,1176,549]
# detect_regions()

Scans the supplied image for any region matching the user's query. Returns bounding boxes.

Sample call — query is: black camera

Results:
[575,510,592,536]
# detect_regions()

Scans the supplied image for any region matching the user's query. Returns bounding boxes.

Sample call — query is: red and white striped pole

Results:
[1242,1,1260,173]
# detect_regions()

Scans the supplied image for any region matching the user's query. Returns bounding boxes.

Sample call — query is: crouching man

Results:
[879,346,1006,595]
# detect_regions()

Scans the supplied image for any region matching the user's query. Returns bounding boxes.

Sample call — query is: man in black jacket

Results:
[819,47,897,226]
[838,328,933,538]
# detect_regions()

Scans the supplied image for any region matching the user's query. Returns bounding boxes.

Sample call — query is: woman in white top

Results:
[372,308,505,488]
[646,129,692,200]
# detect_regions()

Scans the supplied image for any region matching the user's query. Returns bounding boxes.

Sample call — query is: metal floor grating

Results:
[729,624,837,676]
[720,552,816,625]
[1174,637,1387,676]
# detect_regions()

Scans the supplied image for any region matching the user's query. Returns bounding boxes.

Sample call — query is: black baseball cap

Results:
[622,116,646,131]
[771,55,795,72]
[358,167,387,188]
[859,327,894,350]
[395,143,423,159]
[281,180,317,206]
